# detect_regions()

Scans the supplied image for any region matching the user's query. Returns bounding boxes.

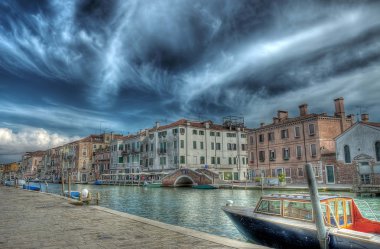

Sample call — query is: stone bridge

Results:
[162,168,219,187]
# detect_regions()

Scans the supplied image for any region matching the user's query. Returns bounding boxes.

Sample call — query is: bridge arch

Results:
[173,175,195,187]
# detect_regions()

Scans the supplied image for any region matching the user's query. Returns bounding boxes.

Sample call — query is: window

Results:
[241,134,247,138]
[217,157,220,164]
[193,141,197,149]
[227,133,236,137]
[216,132,221,137]
[216,143,221,150]
[296,145,302,158]
[180,140,184,149]
[375,142,380,161]
[309,124,315,136]
[118,157,123,163]
[343,145,351,163]
[172,128,178,135]
[210,131,215,136]
[259,134,264,143]
[250,152,254,163]
[241,144,247,151]
[174,156,178,164]
[256,200,281,215]
[233,157,237,164]
[200,142,204,150]
[294,126,300,138]
[211,142,215,150]
[180,128,185,134]
[259,151,265,162]
[192,130,198,135]
[360,174,370,184]
[311,144,317,157]
[268,132,275,142]
[283,148,290,160]
[228,157,232,164]
[283,201,313,221]
[180,156,186,164]
[281,129,289,139]
[199,130,204,135]
[250,136,254,145]
[211,157,216,164]
[200,156,205,164]
[150,143,154,151]
[269,149,276,161]
[160,157,166,165]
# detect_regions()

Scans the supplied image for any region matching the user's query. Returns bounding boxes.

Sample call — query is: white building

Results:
[110,119,249,181]
[336,116,380,185]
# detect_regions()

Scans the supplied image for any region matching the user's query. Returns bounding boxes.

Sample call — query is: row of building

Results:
[1,97,380,186]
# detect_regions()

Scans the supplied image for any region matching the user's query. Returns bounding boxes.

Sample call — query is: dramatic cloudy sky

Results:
[1,0,380,163]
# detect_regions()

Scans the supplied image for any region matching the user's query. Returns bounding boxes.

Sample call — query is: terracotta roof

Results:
[251,113,346,131]
[147,119,244,132]
[364,122,380,128]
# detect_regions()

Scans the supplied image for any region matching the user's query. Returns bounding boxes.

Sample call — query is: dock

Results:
[0,186,267,249]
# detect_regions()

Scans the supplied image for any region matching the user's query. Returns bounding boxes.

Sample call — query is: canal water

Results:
[31,183,380,242]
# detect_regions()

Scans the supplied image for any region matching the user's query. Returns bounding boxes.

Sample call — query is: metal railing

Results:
[354,200,379,221]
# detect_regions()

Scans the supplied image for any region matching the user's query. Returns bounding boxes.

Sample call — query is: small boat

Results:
[94,180,103,185]
[143,181,162,188]
[22,185,40,191]
[192,184,218,189]
[64,191,81,199]
[4,179,26,186]
[223,194,380,249]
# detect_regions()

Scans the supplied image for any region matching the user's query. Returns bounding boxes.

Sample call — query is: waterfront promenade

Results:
[0,186,267,249]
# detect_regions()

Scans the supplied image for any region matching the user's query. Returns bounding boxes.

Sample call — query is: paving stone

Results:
[0,186,266,249]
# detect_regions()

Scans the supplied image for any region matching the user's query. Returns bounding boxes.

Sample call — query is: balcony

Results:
[157,149,167,155]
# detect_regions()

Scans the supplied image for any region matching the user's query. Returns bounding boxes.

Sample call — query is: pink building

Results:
[248,97,354,184]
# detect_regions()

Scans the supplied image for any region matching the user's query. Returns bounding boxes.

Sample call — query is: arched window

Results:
[375,142,380,161]
[344,145,351,163]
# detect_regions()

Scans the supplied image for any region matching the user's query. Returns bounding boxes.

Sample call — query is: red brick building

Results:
[248,97,354,184]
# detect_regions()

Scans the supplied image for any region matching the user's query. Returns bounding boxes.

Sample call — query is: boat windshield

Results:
[256,199,281,215]
[283,200,313,221]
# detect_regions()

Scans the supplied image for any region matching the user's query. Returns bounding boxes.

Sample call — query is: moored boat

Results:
[143,181,162,188]
[22,185,41,191]
[64,191,81,199]
[223,194,380,249]
[192,184,218,189]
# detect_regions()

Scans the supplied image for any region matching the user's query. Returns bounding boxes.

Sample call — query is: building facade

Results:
[335,117,380,186]
[248,97,354,184]
[109,118,249,181]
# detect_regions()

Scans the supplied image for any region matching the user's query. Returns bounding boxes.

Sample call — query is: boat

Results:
[93,180,103,185]
[22,185,41,191]
[64,191,81,199]
[143,181,162,188]
[192,184,218,189]
[222,194,380,249]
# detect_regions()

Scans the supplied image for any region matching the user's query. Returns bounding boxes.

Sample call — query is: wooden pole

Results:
[305,163,328,249]
[68,172,71,199]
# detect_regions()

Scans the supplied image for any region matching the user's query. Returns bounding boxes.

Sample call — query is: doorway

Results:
[325,165,335,184]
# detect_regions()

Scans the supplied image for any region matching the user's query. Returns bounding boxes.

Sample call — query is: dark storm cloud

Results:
[1,0,380,162]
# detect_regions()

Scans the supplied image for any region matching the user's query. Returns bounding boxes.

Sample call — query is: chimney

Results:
[260,122,265,127]
[334,97,345,117]
[299,104,308,116]
[205,122,210,129]
[155,121,160,128]
[277,110,288,121]
[361,113,369,122]
[273,117,279,124]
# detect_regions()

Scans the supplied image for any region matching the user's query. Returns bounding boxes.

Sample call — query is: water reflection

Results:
[33,183,380,241]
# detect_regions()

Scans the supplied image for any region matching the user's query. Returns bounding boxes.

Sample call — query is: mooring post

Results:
[305,163,328,249]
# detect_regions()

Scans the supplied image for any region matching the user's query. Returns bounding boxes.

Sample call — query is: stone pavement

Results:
[0,186,267,249]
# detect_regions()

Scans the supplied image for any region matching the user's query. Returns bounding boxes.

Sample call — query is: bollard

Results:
[96,192,100,205]
[305,163,328,249]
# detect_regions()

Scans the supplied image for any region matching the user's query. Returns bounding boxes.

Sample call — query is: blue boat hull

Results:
[22,185,41,191]
[223,208,379,249]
